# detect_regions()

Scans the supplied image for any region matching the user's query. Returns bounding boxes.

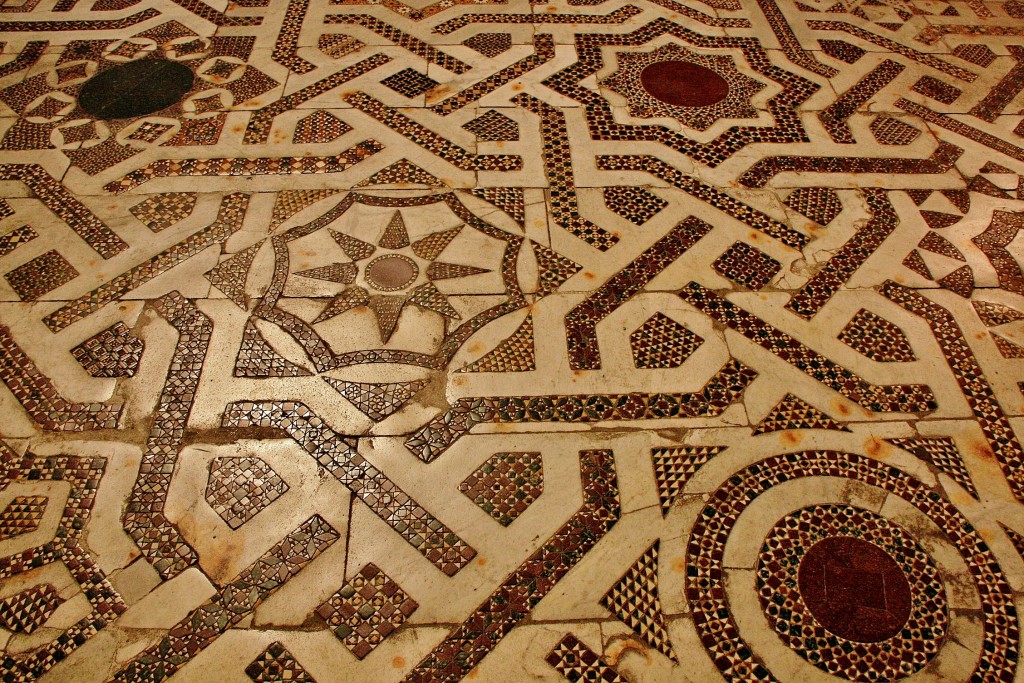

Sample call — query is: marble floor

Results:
[0,0,1022,680]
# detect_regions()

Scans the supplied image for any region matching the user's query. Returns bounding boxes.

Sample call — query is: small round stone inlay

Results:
[78,59,195,120]
[797,535,913,642]
[639,61,729,108]
[365,254,419,291]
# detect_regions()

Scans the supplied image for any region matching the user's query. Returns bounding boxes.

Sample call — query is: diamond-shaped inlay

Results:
[0,585,62,634]
[71,322,144,378]
[630,313,703,369]
[546,634,627,682]
[245,642,317,682]
[462,32,512,58]
[316,563,418,659]
[784,187,842,225]
[319,33,364,60]
[293,110,352,145]
[459,452,544,526]
[0,495,47,541]
[603,186,668,225]
[838,308,917,362]
[381,68,439,98]
[205,457,289,529]
[5,250,78,301]
[129,193,198,232]
[712,242,781,290]
[126,120,175,144]
[870,116,921,146]
[463,109,520,141]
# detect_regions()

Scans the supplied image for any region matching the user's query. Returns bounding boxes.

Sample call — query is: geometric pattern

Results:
[712,242,781,290]
[545,633,628,683]
[912,75,961,104]
[0,584,63,634]
[0,495,47,540]
[888,436,977,496]
[246,643,316,682]
[357,160,443,188]
[129,193,197,232]
[463,33,512,58]
[406,359,754,465]
[205,244,261,310]
[601,43,766,132]
[70,322,144,378]
[784,187,842,225]
[463,109,519,141]
[293,110,351,144]
[630,313,703,369]
[222,400,477,577]
[992,333,1024,359]
[651,446,726,514]
[973,300,1024,327]
[0,448,126,682]
[819,39,866,64]
[0,325,123,430]
[533,242,582,296]
[1003,524,1024,559]
[460,313,535,373]
[753,393,850,434]
[112,516,339,682]
[884,283,1024,502]
[122,293,210,580]
[382,68,439,98]
[602,186,668,225]
[0,225,37,257]
[270,190,341,229]
[838,309,917,362]
[405,450,619,681]
[870,116,921,146]
[953,44,997,67]
[470,187,526,226]
[235,320,312,378]
[600,541,677,662]
[4,249,78,301]
[690,451,1017,682]
[324,378,427,421]
[295,263,358,284]
[756,505,947,681]
[316,563,419,659]
[7,0,1024,679]
[459,451,544,526]
[205,456,289,529]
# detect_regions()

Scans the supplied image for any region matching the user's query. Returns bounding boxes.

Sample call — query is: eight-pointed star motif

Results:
[307,210,490,342]
[601,43,766,132]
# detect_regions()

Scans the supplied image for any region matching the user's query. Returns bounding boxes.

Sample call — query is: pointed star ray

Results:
[314,286,370,324]
[331,230,375,260]
[379,210,411,249]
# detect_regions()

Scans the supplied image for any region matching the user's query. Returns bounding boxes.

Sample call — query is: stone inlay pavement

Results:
[0,0,1024,681]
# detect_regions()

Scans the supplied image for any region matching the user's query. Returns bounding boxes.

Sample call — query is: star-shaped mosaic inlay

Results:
[601,43,766,131]
[26,94,74,121]
[202,58,242,82]
[310,211,490,342]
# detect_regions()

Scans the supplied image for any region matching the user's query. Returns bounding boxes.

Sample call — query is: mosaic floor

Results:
[2,0,1024,680]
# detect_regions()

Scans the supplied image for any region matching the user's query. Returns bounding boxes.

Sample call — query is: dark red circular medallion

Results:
[798,536,913,643]
[639,61,730,108]
[365,254,418,291]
